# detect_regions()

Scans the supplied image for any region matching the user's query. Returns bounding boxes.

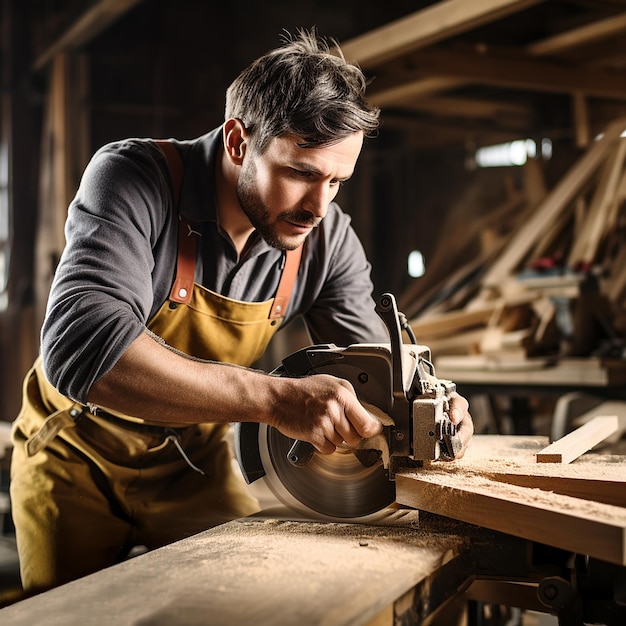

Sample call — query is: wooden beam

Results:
[378,114,524,151]
[572,91,590,148]
[435,355,626,387]
[340,0,545,68]
[466,580,546,613]
[370,47,626,102]
[526,12,626,57]
[35,53,84,326]
[409,305,497,339]
[398,95,530,121]
[369,77,470,108]
[571,38,626,71]
[536,415,620,463]
[567,138,626,267]
[33,0,145,71]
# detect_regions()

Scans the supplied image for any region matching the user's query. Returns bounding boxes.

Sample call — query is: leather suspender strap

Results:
[169,219,196,304]
[269,245,303,319]
[156,140,184,203]
[156,140,196,304]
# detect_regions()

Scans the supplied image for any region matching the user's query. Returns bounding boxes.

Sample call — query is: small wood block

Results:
[536,415,619,464]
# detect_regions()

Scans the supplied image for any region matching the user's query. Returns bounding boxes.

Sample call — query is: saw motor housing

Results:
[236,293,460,489]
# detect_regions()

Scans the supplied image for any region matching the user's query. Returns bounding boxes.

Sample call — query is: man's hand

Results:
[270,374,382,454]
[448,391,474,459]
[269,376,473,459]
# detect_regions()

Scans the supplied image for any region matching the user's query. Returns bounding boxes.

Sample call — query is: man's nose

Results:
[302,184,330,219]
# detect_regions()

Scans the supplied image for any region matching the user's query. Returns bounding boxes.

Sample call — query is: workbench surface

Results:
[0,511,469,626]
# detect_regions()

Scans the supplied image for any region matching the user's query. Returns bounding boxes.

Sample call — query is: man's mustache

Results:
[281,210,322,228]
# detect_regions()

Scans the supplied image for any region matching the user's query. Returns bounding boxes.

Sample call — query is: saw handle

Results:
[287,439,316,467]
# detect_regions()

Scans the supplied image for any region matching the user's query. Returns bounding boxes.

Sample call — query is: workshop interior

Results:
[1,1,626,625]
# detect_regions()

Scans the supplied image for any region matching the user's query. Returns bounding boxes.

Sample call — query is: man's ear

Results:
[223,118,247,165]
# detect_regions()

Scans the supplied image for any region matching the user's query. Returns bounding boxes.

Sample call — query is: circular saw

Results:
[235,293,461,520]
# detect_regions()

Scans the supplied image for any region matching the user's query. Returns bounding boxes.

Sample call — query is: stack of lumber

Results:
[401,118,626,366]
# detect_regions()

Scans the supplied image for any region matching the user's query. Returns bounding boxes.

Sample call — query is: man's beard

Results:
[236,159,319,250]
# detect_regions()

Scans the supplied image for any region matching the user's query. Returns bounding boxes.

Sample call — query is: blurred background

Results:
[1,0,626,446]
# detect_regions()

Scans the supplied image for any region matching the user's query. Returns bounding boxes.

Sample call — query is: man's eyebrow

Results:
[292,161,322,174]
[292,161,353,181]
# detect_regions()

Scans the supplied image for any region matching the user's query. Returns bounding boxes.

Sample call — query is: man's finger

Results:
[334,420,361,447]
[449,393,469,425]
[352,405,384,439]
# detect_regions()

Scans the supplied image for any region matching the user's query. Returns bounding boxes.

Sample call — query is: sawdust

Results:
[229,515,468,560]
[449,434,626,481]
[451,457,626,480]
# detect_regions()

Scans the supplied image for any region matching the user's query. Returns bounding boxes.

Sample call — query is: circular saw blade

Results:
[258,424,395,520]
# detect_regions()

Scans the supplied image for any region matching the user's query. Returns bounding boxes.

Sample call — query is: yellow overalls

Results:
[10,141,302,592]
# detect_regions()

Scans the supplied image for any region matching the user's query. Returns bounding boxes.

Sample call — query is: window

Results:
[474,138,552,168]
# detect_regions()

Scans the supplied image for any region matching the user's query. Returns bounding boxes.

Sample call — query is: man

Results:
[11,29,473,593]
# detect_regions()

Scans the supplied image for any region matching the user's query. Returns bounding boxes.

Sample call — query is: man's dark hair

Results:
[225,29,380,153]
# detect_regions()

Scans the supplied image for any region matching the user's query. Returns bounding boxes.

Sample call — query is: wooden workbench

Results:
[0,511,472,626]
[2,435,624,624]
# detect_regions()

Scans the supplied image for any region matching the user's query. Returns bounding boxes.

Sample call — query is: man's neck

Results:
[215,148,255,255]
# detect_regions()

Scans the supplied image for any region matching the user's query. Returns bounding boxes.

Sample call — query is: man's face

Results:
[236,131,364,250]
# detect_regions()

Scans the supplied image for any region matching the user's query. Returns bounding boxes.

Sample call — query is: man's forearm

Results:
[87,331,279,426]
[86,331,388,453]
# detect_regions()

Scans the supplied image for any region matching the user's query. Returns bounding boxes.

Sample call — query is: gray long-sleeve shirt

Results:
[41,127,387,403]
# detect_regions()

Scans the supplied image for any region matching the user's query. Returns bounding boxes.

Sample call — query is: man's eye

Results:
[293,169,313,178]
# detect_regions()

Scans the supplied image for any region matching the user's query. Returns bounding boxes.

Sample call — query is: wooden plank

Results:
[396,468,626,565]
[483,472,626,508]
[567,139,626,267]
[572,91,590,148]
[396,435,626,565]
[0,516,468,626]
[400,95,530,121]
[340,0,544,67]
[409,305,496,338]
[368,77,470,107]
[526,12,626,56]
[604,243,626,304]
[536,415,619,463]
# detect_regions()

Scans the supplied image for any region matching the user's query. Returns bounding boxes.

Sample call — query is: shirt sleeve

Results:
[40,140,173,403]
